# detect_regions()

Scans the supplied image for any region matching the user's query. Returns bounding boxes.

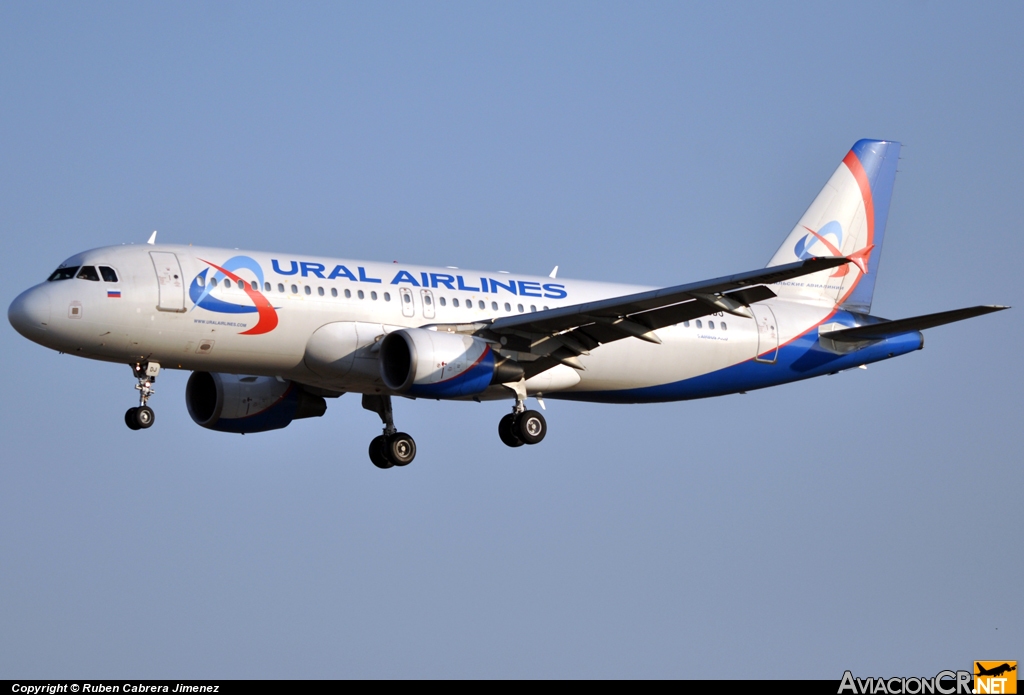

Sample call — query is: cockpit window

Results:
[99,266,118,282]
[77,266,100,281]
[48,266,80,281]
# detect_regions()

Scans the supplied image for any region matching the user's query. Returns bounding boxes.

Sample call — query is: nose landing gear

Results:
[125,361,160,430]
[363,394,417,469]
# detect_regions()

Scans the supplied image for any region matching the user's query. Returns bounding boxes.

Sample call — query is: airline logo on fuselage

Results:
[189,256,279,335]
[187,256,570,336]
[270,259,568,299]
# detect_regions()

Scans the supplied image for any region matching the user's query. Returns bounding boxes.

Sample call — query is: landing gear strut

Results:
[362,394,416,469]
[125,361,160,431]
[498,379,547,447]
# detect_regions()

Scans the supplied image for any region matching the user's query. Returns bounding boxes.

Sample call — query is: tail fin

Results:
[767,139,900,312]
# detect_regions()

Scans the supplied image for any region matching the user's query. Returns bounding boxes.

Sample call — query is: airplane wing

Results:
[433,256,848,378]
[819,305,1009,342]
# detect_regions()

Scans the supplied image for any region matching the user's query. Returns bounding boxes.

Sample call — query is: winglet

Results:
[147,230,158,245]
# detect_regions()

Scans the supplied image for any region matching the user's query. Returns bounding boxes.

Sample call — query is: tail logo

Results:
[188,256,279,335]
[794,220,843,259]
[794,221,873,277]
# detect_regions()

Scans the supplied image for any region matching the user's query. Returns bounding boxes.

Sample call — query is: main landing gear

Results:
[362,394,416,469]
[498,380,547,448]
[125,361,160,431]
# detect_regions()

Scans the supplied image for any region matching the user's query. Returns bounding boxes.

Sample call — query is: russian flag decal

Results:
[107,290,121,298]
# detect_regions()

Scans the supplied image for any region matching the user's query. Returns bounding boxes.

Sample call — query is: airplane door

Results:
[150,252,185,312]
[420,289,436,319]
[400,288,415,318]
[751,304,779,363]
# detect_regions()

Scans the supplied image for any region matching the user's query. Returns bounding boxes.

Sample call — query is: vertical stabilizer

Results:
[767,139,900,312]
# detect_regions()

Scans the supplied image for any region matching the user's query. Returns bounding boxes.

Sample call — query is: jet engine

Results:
[379,328,523,398]
[185,372,327,433]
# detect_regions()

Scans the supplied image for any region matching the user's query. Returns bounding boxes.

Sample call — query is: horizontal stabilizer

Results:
[820,305,1009,342]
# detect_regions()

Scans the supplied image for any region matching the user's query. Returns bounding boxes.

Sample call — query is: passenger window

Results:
[291,284,298,294]
[424,295,432,305]
[504,302,511,311]
[543,306,549,311]
[304,286,311,295]
[77,266,100,281]
[197,275,206,287]
[371,291,378,300]
[48,266,80,281]
[237,280,245,290]
[403,293,411,303]
[99,266,118,282]
[478,300,485,309]
[491,301,498,311]
[331,288,337,297]
[721,322,727,331]
[517,303,523,312]
[358,290,365,299]
[277,283,284,293]
[530,305,536,312]
[344,289,351,298]
[212,278,219,287]
[440,297,446,306]
[683,320,689,327]
[696,320,702,329]
[709,321,715,329]
[384,292,391,302]
[250,281,257,290]
[264,282,271,292]
[317,287,324,296]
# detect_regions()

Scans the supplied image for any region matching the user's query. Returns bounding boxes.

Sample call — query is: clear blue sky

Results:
[1,2,1020,678]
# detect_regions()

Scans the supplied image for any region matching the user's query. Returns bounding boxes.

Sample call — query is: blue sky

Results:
[1,2,1021,678]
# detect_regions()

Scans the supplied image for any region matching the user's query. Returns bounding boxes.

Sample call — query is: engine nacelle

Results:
[379,328,522,398]
[186,372,327,434]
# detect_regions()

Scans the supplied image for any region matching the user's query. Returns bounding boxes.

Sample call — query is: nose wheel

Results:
[125,361,160,431]
[363,394,417,469]
[125,405,155,430]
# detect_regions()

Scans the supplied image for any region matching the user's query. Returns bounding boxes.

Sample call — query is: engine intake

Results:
[379,328,522,398]
[186,372,326,434]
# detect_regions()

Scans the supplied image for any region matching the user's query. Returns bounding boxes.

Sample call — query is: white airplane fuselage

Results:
[9,242,918,404]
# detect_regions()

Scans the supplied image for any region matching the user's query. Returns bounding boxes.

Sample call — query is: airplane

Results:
[976,663,1017,678]
[7,139,1008,469]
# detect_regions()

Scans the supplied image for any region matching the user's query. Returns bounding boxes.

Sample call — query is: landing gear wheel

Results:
[515,410,546,445]
[125,407,141,431]
[135,405,155,429]
[369,435,393,469]
[498,413,524,448]
[386,433,416,466]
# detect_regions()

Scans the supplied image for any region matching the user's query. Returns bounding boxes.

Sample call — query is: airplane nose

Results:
[8,286,51,339]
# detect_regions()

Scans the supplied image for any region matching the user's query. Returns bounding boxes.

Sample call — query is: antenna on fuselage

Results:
[147,231,158,245]
[549,266,558,279]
